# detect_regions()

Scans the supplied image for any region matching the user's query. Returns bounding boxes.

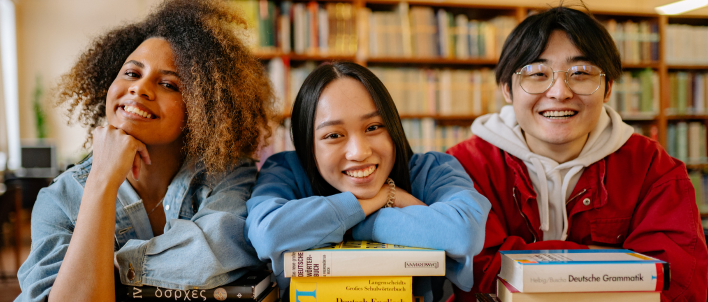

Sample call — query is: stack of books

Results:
[116,269,278,302]
[285,240,445,302]
[495,249,669,302]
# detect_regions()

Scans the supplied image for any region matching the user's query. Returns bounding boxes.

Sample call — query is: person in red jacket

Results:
[446,4,708,302]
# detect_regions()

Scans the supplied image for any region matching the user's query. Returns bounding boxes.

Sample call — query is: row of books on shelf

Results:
[606,69,659,118]
[236,0,357,56]
[666,122,707,165]
[363,3,516,60]
[688,170,708,217]
[604,19,659,64]
[369,66,503,116]
[667,71,708,116]
[665,24,708,65]
[269,58,661,119]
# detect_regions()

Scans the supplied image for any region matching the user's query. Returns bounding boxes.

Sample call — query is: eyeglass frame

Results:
[513,63,606,96]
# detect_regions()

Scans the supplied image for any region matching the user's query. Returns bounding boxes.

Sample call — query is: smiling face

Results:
[313,77,395,199]
[106,37,186,146]
[502,30,613,154]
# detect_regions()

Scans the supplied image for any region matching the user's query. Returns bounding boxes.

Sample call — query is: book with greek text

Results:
[496,278,659,302]
[116,269,275,301]
[283,240,445,277]
[290,276,412,302]
[498,249,669,293]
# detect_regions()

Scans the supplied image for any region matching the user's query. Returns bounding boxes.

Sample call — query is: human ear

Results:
[603,80,613,103]
[501,83,513,104]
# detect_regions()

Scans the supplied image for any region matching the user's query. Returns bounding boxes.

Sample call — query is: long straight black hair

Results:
[291,62,414,196]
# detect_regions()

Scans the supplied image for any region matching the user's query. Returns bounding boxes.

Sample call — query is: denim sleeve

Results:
[351,152,491,292]
[15,184,76,302]
[115,163,263,290]
[245,154,365,288]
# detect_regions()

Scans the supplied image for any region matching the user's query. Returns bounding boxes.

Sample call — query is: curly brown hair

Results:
[54,0,274,175]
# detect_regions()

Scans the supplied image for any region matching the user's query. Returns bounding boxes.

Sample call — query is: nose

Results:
[345,134,372,162]
[545,71,573,101]
[129,78,155,101]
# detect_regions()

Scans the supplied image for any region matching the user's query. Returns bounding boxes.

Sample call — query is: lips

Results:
[343,165,377,178]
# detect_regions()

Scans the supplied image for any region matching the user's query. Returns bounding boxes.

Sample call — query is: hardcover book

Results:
[283,240,445,277]
[116,269,274,301]
[290,276,412,302]
[498,249,669,293]
[496,278,659,302]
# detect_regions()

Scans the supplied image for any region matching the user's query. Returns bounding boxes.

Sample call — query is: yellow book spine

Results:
[290,276,412,302]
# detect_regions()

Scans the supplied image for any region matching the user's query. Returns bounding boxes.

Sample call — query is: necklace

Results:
[146,198,165,216]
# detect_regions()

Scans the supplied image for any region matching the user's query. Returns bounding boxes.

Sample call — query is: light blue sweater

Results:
[245,151,490,301]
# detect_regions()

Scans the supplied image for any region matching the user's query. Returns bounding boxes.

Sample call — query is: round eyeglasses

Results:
[515,63,606,95]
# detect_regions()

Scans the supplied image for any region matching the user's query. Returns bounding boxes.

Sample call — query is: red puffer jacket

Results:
[446,134,708,302]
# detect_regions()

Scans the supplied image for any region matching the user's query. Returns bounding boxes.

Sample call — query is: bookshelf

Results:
[242,0,708,217]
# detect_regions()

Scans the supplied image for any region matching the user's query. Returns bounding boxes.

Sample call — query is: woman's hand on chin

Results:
[392,188,426,208]
[91,125,151,187]
[356,183,391,216]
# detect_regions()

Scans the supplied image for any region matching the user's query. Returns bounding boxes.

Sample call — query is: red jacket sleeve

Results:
[621,169,708,301]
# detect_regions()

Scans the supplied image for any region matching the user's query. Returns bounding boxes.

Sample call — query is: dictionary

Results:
[116,269,275,301]
[498,249,669,293]
[290,276,413,302]
[496,278,659,302]
[283,240,445,277]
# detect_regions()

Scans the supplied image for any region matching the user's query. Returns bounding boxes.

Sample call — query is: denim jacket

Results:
[16,156,263,302]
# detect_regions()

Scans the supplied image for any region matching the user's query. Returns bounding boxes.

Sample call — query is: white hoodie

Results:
[471,104,634,241]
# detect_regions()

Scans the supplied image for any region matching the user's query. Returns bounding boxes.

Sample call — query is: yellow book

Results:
[290,276,412,302]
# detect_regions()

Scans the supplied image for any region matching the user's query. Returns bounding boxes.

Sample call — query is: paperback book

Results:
[498,249,669,293]
[116,269,274,301]
[290,276,412,302]
[284,240,445,277]
[496,278,660,302]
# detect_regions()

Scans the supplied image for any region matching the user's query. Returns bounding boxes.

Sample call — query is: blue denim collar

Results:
[69,155,205,248]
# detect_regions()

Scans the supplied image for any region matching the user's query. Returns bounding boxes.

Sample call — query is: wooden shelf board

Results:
[622,62,660,69]
[666,115,708,120]
[366,0,518,10]
[621,114,657,121]
[668,65,708,70]
[289,54,357,61]
[686,163,708,169]
[367,57,497,65]
[400,114,479,121]
[701,212,708,219]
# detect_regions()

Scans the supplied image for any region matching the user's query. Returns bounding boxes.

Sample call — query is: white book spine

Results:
[501,261,666,293]
[283,250,445,277]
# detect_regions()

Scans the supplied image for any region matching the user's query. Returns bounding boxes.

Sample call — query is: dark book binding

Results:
[117,269,273,301]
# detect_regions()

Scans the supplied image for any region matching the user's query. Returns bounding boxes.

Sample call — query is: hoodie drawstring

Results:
[530,157,550,232]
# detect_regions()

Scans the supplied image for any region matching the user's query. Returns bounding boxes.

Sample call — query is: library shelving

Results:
[239,0,708,217]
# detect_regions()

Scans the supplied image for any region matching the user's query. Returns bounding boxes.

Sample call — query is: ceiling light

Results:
[656,0,708,15]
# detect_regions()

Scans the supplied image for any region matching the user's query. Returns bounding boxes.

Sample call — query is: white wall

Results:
[15,0,161,168]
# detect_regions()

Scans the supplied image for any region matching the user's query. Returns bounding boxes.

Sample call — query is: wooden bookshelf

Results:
[249,0,708,157]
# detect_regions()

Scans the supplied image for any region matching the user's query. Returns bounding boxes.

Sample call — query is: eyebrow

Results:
[315,110,381,130]
[531,56,593,65]
[123,60,180,78]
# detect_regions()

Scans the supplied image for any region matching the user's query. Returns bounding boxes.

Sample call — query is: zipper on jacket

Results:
[513,187,537,243]
[565,189,588,205]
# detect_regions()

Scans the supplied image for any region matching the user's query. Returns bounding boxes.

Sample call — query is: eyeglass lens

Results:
[518,64,603,95]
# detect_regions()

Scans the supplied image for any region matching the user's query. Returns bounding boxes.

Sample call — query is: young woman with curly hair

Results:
[15,1,274,301]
